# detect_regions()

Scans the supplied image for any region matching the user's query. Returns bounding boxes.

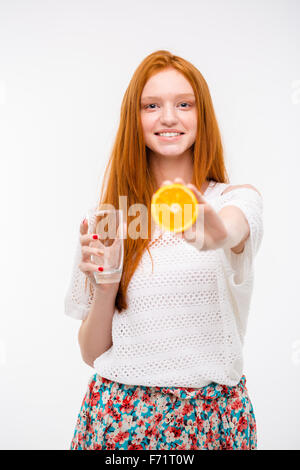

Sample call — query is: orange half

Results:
[151,183,199,233]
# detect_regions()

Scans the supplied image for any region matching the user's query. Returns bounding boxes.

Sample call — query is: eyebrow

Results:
[141,93,195,101]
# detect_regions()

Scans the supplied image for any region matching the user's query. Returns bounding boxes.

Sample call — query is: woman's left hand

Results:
[163,177,229,251]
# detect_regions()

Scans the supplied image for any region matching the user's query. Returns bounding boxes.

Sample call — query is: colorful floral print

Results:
[70,374,257,450]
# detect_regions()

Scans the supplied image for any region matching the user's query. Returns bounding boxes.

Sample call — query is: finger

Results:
[79,260,104,274]
[80,233,101,246]
[174,177,186,185]
[81,245,104,261]
[186,183,206,203]
[80,218,89,235]
[161,179,173,186]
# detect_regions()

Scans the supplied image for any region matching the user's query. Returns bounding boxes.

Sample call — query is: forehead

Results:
[141,69,194,99]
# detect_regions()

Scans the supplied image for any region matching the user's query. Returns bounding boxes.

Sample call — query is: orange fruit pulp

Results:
[151,183,199,233]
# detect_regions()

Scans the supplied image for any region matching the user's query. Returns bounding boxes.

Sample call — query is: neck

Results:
[149,148,194,189]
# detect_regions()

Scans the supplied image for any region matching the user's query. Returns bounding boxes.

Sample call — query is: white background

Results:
[0,0,299,450]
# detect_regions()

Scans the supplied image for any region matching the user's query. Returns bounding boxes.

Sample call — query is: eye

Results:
[144,104,157,109]
[143,102,193,110]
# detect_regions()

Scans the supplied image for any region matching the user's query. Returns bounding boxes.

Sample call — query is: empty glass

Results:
[90,209,124,284]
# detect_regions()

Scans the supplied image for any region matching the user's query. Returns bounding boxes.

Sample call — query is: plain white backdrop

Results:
[0,0,299,450]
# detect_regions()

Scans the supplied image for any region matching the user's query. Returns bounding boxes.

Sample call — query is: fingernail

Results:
[98,267,104,272]
[93,235,98,239]
[82,218,87,224]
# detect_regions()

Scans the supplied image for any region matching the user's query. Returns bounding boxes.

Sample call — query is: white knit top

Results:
[64,181,264,388]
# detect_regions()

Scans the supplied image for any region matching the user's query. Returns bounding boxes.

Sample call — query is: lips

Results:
[155,133,184,141]
[154,132,185,135]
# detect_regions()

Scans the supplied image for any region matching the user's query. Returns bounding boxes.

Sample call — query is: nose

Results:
[160,103,178,126]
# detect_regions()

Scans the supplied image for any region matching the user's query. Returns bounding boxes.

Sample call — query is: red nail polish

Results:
[93,235,98,239]
[98,267,103,272]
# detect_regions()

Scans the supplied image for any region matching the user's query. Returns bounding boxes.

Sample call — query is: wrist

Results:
[94,282,119,297]
[218,208,243,250]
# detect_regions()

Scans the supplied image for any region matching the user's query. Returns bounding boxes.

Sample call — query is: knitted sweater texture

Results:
[64,181,264,387]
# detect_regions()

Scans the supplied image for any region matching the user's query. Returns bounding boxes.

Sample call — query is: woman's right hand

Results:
[78,218,120,292]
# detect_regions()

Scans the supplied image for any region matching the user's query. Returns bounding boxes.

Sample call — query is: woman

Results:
[64,50,263,450]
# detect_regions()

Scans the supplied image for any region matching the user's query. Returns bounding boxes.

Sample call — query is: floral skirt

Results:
[70,373,257,450]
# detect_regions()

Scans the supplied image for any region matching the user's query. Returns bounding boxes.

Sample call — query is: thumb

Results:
[186,183,206,204]
[80,217,89,235]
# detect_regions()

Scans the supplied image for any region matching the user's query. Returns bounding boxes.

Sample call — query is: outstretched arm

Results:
[218,184,261,254]
[171,178,260,253]
[218,205,250,254]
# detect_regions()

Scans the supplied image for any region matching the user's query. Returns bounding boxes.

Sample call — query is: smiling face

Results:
[140,68,198,159]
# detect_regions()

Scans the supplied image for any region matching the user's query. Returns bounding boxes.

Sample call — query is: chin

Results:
[158,150,188,159]
[148,143,187,153]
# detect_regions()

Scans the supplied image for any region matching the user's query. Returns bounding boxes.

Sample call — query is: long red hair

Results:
[86,50,229,312]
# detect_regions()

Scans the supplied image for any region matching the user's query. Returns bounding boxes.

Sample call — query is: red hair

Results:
[86,50,229,312]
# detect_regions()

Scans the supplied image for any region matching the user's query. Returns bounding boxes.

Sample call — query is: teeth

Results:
[158,132,181,137]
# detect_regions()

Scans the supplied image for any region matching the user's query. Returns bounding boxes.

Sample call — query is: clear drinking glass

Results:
[90,209,124,284]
